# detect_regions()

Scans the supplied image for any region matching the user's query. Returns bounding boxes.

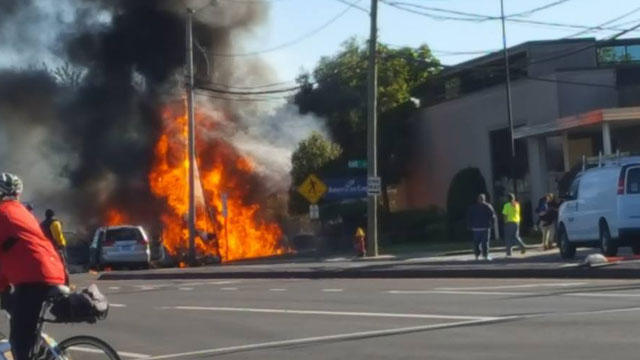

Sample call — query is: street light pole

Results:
[186,9,197,265]
[500,0,518,197]
[366,0,379,257]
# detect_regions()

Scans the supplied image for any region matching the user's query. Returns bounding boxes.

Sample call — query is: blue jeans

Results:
[472,229,490,258]
[504,222,526,255]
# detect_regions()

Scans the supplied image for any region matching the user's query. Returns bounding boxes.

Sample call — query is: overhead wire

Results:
[566,6,640,38]
[208,0,364,57]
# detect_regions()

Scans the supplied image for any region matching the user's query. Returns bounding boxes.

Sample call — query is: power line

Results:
[382,0,637,34]
[208,0,363,57]
[197,79,297,90]
[524,75,616,88]
[195,83,302,95]
[528,20,640,65]
[566,7,640,38]
[194,90,290,102]
[507,0,572,18]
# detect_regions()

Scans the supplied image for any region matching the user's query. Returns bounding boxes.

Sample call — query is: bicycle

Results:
[0,286,121,360]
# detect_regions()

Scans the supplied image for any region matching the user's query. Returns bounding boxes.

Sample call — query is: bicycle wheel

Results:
[53,336,121,360]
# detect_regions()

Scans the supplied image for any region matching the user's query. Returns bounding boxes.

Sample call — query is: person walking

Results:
[502,193,527,256]
[539,194,558,250]
[0,173,67,360]
[467,194,497,261]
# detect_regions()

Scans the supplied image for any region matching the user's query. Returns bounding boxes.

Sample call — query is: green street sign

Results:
[348,160,367,169]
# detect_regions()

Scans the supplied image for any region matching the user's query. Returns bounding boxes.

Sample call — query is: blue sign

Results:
[324,177,368,200]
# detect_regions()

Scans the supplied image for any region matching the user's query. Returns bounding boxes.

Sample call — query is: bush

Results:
[383,206,446,244]
[446,167,488,242]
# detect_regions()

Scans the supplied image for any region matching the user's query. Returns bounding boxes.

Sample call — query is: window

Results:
[568,179,580,199]
[627,45,640,61]
[598,44,640,65]
[106,228,143,243]
[627,167,640,194]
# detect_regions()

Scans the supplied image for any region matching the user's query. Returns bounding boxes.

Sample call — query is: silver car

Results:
[90,225,151,269]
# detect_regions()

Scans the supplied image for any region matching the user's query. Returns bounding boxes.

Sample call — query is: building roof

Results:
[439,38,597,78]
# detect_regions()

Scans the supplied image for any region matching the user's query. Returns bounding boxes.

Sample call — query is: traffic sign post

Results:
[367,176,381,196]
[297,174,328,204]
[309,204,320,220]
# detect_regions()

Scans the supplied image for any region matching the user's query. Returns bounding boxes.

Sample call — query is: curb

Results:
[98,266,640,281]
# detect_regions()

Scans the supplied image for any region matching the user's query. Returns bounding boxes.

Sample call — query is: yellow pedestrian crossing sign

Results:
[297,174,327,204]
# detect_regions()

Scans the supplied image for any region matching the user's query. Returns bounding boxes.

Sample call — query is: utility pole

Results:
[186,9,197,265]
[366,0,379,257]
[500,0,518,198]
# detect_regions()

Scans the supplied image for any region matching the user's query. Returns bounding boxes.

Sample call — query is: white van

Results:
[557,156,640,258]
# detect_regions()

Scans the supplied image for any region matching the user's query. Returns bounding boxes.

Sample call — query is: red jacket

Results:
[0,200,66,290]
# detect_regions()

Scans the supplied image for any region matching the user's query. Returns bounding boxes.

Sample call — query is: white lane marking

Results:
[389,290,640,299]
[389,290,533,296]
[561,306,640,316]
[144,318,505,360]
[69,346,149,359]
[322,289,344,292]
[269,288,287,292]
[178,280,241,287]
[179,287,194,291]
[170,306,498,321]
[108,286,121,290]
[110,303,127,308]
[435,282,587,291]
[220,287,238,291]
[566,292,640,298]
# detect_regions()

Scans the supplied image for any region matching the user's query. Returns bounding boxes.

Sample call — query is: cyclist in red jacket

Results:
[0,173,67,360]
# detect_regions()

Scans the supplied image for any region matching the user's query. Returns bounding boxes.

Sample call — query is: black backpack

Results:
[49,284,109,324]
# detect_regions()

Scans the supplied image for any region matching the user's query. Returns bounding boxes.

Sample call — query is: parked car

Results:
[90,225,151,269]
[557,156,640,258]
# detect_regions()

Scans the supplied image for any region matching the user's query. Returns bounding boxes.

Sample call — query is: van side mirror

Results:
[561,193,574,201]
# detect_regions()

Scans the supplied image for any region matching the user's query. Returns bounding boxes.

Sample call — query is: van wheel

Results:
[600,223,618,257]
[558,227,576,259]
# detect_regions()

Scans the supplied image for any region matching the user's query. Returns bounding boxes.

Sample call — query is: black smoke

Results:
[0,0,269,230]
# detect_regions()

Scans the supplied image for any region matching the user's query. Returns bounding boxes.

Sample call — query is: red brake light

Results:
[138,232,149,245]
[618,171,626,195]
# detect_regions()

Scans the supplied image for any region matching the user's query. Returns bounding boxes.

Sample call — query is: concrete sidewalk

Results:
[98,247,640,281]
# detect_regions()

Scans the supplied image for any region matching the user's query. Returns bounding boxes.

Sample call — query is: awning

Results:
[514,106,640,139]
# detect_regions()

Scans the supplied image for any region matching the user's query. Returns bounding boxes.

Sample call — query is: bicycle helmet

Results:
[0,172,23,197]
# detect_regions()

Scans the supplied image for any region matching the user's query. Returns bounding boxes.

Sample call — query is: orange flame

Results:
[147,104,285,263]
[105,208,129,226]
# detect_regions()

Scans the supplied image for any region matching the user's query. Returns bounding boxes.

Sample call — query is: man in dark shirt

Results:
[467,194,497,260]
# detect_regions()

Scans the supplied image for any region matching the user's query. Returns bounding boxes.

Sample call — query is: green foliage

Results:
[290,132,342,185]
[446,167,488,242]
[294,38,441,163]
[289,132,342,214]
[383,206,446,244]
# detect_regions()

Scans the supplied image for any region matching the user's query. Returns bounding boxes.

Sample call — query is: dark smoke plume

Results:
[0,0,325,234]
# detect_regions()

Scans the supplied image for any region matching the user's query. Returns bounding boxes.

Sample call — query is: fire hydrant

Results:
[354,227,366,257]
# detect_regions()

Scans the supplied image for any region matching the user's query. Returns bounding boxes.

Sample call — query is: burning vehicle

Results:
[0,0,325,267]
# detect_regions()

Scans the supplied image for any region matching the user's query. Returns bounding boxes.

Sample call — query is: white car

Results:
[89,225,151,269]
[557,156,640,258]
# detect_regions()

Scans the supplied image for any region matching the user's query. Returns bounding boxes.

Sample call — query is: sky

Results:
[2,0,640,85]
[240,0,640,83]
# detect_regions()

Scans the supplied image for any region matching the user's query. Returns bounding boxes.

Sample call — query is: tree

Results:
[289,132,342,214]
[294,38,441,213]
[295,38,439,158]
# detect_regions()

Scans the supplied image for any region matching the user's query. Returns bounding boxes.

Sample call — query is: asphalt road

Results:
[4,275,640,359]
